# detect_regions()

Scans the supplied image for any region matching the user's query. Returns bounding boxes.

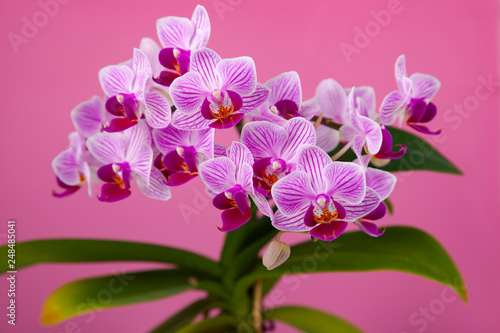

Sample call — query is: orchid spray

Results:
[4,5,466,333]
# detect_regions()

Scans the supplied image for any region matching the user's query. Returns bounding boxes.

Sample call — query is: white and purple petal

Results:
[156,16,193,49]
[227,141,254,167]
[297,145,332,193]
[144,91,171,128]
[190,48,221,89]
[315,125,340,153]
[241,121,287,160]
[323,162,366,204]
[171,109,212,130]
[239,83,271,114]
[265,71,302,107]
[316,78,348,124]
[217,57,257,96]
[410,73,441,100]
[99,65,134,97]
[190,5,210,49]
[366,167,396,201]
[71,96,103,138]
[342,188,381,221]
[199,157,237,193]
[272,170,316,216]
[281,118,316,161]
[169,71,210,114]
[86,132,127,164]
[272,208,312,232]
[136,167,172,201]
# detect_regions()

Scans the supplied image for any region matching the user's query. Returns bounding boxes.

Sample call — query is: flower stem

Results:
[311,116,342,131]
[253,278,263,333]
[331,141,353,161]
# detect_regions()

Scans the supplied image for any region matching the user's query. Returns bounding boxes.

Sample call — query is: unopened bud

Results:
[263,240,291,270]
[370,157,390,168]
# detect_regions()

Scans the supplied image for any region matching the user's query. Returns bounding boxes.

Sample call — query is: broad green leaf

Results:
[176,315,238,333]
[42,269,194,325]
[329,126,462,174]
[234,227,467,303]
[150,298,222,333]
[266,306,363,333]
[0,239,222,279]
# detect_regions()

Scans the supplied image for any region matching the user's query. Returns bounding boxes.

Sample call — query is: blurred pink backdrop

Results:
[0,0,499,332]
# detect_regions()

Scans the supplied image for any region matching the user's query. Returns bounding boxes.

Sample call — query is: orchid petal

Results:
[144,91,171,128]
[272,171,316,216]
[170,71,210,114]
[98,183,131,202]
[154,126,214,158]
[281,118,316,161]
[355,220,385,237]
[347,86,376,119]
[127,143,153,185]
[190,5,210,49]
[171,109,211,130]
[217,57,257,96]
[316,78,348,123]
[124,121,152,160]
[219,208,252,232]
[239,83,271,114]
[380,90,408,126]
[315,125,340,153]
[310,221,349,241]
[132,48,152,77]
[236,163,254,194]
[323,162,366,204]
[71,96,103,138]
[136,167,171,201]
[156,16,193,49]
[52,149,79,186]
[190,48,221,89]
[86,132,127,164]
[199,157,237,193]
[139,38,163,76]
[395,55,410,95]
[272,208,312,232]
[366,168,397,201]
[410,73,441,100]
[99,65,134,97]
[297,145,331,193]
[228,141,254,167]
[343,188,381,221]
[214,143,227,157]
[251,192,273,217]
[360,117,382,155]
[266,71,302,107]
[241,121,287,160]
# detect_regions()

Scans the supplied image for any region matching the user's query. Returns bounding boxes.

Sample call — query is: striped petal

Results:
[265,71,302,107]
[86,132,127,164]
[136,167,171,201]
[272,171,316,216]
[199,157,237,193]
[156,16,193,49]
[71,96,103,138]
[281,118,316,161]
[228,141,254,167]
[297,145,331,193]
[99,65,134,97]
[316,78,348,124]
[171,110,211,130]
[170,71,210,114]
[410,73,441,100]
[217,57,257,96]
[323,162,366,204]
[366,168,396,201]
[315,125,340,153]
[190,5,210,49]
[190,48,221,89]
[239,83,271,114]
[144,91,171,128]
[272,208,312,232]
[241,121,287,160]
[342,188,381,221]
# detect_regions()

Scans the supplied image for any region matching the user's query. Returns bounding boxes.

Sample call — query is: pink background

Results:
[0,0,499,332]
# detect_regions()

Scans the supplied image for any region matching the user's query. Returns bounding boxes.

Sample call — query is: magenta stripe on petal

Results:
[219,207,252,232]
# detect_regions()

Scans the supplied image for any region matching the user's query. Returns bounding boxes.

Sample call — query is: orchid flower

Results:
[271,145,381,241]
[380,55,442,135]
[86,122,171,202]
[152,125,214,185]
[339,89,383,164]
[52,96,105,197]
[307,79,376,152]
[199,142,272,231]
[249,71,319,125]
[52,132,97,198]
[170,48,270,130]
[154,5,210,87]
[99,49,171,132]
[241,117,316,197]
[354,167,396,237]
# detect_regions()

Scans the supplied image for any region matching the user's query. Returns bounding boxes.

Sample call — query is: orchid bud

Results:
[263,240,291,270]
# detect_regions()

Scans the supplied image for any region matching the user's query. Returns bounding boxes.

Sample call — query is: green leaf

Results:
[329,126,462,174]
[41,269,194,325]
[0,239,222,279]
[234,227,467,302]
[176,315,238,333]
[150,298,222,333]
[384,198,394,215]
[266,306,363,333]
